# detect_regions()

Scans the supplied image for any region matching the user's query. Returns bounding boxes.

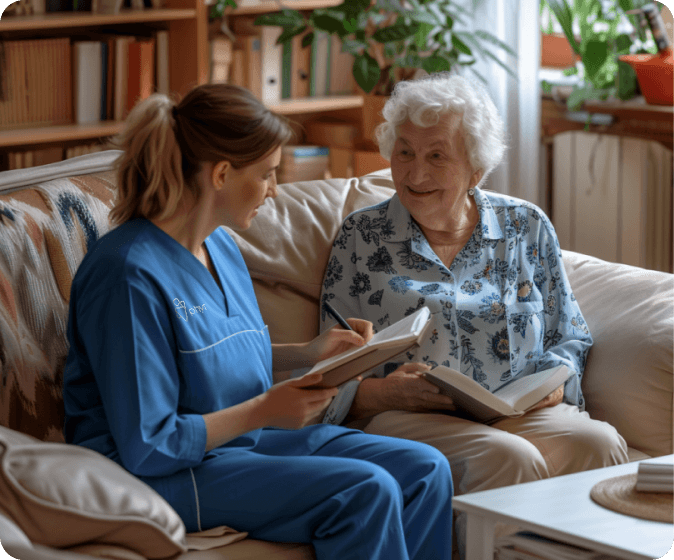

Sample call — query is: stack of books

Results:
[277,146,330,184]
[635,461,674,493]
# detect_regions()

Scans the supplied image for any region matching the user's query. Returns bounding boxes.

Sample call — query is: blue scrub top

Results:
[63,218,273,478]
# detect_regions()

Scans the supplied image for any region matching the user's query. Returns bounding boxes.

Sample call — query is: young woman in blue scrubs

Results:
[63,84,454,560]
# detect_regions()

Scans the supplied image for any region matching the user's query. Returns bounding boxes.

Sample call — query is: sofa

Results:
[0,150,671,560]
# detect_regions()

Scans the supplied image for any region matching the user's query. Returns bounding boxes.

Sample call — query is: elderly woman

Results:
[319,73,628,552]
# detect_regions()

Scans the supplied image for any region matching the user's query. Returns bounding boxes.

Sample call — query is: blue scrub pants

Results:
[148,424,453,560]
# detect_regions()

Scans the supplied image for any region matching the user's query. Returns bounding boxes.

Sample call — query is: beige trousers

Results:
[346,404,629,558]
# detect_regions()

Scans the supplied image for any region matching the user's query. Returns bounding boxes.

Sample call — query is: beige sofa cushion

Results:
[226,170,395,344]
[562,250,673,458]
[0,426,187,558]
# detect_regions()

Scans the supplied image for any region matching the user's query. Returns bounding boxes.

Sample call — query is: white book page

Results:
[308,307,431,375]
[493,365,571,411]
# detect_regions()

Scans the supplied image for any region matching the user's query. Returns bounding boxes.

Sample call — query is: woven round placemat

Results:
[590,473,673,523]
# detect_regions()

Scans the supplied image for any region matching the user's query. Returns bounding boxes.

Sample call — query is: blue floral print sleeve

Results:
[318,188,593,426]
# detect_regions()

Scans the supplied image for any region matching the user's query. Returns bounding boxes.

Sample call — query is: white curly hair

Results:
[375,72,507,188]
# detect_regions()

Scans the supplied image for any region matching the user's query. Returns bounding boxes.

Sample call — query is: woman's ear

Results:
[212,160,230,191]
[471,169,484,189]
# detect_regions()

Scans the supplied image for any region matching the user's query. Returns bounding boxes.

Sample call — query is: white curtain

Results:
[466,0,543,207]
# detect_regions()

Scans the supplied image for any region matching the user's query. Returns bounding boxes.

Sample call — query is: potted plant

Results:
[209,0,517,144]
[541,0,661,110]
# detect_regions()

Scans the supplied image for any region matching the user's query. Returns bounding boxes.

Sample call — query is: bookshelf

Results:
[0,0,207,165]
[0,0,372,173]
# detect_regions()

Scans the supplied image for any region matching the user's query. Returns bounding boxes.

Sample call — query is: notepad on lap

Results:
[307,307,432,388]
[424,364,573,423]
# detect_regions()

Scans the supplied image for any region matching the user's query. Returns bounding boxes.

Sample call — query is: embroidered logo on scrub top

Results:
[173,298,189,321]
[173,298,208,321]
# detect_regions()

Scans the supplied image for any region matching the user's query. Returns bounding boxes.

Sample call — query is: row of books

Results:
[210,16,356,104]
[1,143,106,172]
[0,32,169,129]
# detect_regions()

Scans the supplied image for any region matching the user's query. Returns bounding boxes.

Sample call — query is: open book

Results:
[308,307,432,388]
[424,364,573,423]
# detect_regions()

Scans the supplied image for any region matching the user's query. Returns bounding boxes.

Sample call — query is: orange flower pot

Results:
[619,49,673,106]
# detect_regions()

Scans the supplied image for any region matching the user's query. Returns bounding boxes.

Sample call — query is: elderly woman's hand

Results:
[527,384,565,413]
[347,363,455,421]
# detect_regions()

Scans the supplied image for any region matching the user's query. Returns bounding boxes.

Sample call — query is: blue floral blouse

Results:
[318,187,593,425]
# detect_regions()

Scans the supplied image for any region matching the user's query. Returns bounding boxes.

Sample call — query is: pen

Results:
[323,301,354,331]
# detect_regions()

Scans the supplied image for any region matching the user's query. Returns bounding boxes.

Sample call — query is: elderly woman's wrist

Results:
[349,377,388,419]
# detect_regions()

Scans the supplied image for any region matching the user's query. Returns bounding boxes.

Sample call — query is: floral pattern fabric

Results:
[319,188,592,426]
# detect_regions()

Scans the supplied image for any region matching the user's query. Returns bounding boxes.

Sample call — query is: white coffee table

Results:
[453,454,674,560]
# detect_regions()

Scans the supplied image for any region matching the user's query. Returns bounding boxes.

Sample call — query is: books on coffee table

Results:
[635,462,674,493]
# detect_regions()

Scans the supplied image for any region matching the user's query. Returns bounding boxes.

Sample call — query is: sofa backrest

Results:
[0,152,119,442]
[0,151,671,458]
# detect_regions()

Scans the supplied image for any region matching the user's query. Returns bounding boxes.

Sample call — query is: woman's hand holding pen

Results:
[304,314,374,364]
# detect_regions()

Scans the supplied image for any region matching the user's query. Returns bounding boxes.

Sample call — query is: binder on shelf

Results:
[114,36,132,121]
[127,38,155,115]
[241,35,262,99]
[156,30,170,95]
[291,30,311,99]
[229,49,246,88]
[73,41,103,125]
[309,31,331,97]
[329,35,356,95]
[260,26,282,104]
[281,40,292,99]
[105,37,115,120]
[210,35,232,84]
[100,41,108,121]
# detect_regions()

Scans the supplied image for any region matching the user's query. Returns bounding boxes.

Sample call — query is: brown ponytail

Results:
[109,84,293,225]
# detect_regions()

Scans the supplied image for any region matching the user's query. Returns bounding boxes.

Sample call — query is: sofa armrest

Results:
[562,250,673,457]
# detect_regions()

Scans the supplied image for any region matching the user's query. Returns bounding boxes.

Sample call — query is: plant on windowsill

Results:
[209,0,517,96]
[541,0,661,110]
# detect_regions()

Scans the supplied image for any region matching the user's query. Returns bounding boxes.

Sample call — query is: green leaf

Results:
[372,22,420,43]
[353,52,381,93]
[375,0,406,13]
[451,34,472,56]
[415,22,435,50]
[615,33,632,53]
[277,25,308,45]
[254,10,304,28]
[312,13,346,34]
[341,39,369,55]
[408,9,438,26]
[472,30,517,58]
[301,31,314,49]
[562,66,579,75]
[422,53,452,73]
[616,59,638,100]
[582,39,609,81]
[541,79,554,93]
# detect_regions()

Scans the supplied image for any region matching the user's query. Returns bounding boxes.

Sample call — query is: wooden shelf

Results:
[270,95,363,115]
[541,95,674,150]
[224,0,343,15]
[0,8,196,32]
[0,122,124,149]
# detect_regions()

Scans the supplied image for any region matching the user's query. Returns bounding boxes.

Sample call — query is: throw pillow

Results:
[0,426,187,559]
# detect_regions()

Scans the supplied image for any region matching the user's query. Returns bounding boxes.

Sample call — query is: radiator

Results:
[551,131,673,273]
